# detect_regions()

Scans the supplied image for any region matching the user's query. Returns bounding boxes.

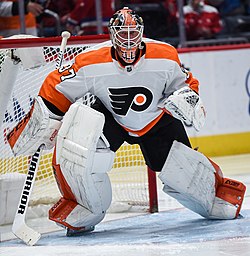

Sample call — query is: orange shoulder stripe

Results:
[74,46,113,69]
[145,42,181,65]
[39,70,72,113]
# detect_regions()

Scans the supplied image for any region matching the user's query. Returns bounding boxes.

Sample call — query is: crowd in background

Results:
[0,0,250,47]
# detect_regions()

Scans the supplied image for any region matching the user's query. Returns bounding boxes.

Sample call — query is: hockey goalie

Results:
[7,7,246,236]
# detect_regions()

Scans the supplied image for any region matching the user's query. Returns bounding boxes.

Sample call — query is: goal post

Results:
[0,35,158,226]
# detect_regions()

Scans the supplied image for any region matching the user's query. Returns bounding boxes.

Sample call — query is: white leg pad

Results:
[56,102,115,216]
[159,141,240,219]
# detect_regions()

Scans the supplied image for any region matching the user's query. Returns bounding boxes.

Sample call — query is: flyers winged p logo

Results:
[108,87,153,116]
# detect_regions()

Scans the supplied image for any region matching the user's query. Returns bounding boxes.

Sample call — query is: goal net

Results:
[0,35,158,223]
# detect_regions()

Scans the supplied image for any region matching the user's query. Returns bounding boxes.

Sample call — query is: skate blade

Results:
[66,226,95,237]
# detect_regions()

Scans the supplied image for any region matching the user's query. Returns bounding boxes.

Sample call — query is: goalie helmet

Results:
[108,7,144,64]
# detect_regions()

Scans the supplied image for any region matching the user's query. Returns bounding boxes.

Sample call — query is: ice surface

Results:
[1,206,250,255]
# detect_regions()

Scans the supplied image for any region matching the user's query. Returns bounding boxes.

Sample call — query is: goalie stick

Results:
[11,31,71,246]
[12,144,44,245]
[56,31,71,69]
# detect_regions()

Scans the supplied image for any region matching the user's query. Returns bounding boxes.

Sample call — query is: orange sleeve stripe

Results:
[122,111,165,137]
[186,72,199,94]
[145,43,181,65]
[39,70,72,113]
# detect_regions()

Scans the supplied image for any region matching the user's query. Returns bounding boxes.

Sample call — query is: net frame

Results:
[0,34,158,215]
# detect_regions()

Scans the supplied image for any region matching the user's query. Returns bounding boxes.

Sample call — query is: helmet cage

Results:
[109,25,143,63]
[110,25,144,50]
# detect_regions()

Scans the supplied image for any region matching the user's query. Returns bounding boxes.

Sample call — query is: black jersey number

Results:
[58,64,76,82]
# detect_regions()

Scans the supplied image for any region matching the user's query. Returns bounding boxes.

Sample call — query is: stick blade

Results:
[12,218,41,246]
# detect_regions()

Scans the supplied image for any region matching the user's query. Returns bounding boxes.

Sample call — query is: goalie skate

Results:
[66,226,95,237]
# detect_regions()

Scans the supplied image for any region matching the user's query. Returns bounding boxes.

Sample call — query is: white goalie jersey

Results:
[39,38,200,136]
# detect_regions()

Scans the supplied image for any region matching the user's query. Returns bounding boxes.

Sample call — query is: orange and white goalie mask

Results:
[108,7,144,64]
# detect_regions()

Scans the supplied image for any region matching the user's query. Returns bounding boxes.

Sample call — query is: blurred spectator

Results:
[205,0,245,17]
[35,0,75,37]
[71,0,115,35]
[0,0,43,37]
[163,0,180,37]
[183,0,223,40]
[38,0,114,36]
[206,1,250,37]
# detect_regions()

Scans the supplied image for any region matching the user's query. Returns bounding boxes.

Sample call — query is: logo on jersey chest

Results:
[108,87,153,116]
